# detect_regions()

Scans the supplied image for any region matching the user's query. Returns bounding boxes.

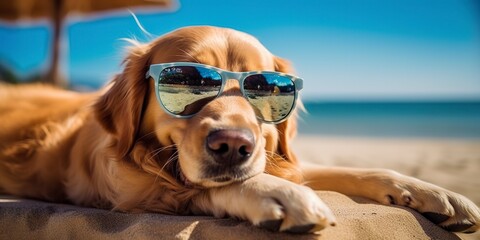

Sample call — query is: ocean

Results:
[298,101,480,139]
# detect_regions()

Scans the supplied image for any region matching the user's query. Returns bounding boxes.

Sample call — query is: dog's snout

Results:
[206,129,255,166]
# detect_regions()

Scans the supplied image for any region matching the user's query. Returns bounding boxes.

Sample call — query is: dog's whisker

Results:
[137,128,170,142]
[142,143,180,186]
[264,150,284,170]
[161,151,179,172]
[152,152,179,185]
[145,145,178,175]
[265,150,283,160]
[148,144,176,158]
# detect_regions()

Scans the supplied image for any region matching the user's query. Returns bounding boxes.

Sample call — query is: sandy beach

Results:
[293,134,480,239]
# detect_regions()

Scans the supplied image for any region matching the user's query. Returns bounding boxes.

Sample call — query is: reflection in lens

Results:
[244,74,296,122]
[158,66,222,115]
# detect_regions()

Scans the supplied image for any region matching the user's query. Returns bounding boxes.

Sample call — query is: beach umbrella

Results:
[0,0,175,87]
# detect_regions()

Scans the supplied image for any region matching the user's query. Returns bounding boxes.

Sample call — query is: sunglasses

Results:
[147,62,303,123]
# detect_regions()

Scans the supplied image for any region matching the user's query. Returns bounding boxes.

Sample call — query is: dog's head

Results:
[95,26,302,188]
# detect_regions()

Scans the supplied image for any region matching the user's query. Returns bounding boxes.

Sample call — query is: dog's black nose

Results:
[206,129,255,166]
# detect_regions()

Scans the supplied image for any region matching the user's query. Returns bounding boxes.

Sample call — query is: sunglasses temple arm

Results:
[296,78,304,90]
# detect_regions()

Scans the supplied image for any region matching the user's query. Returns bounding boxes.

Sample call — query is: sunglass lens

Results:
[158,66,222,115]
[243,74,296,122]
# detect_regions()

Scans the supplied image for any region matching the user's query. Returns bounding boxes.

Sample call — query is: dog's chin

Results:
[200,171,259,188]
[179,163,263,188]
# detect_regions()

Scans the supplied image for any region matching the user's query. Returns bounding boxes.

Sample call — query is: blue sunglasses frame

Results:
[146,62,304,123]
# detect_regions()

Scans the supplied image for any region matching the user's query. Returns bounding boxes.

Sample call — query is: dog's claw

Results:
[259,219,282,232]
[285,224,316,233]
[443,223,475,232]
[423,212,450,224]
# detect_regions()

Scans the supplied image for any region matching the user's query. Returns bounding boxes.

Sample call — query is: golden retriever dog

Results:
[0,26,479,234]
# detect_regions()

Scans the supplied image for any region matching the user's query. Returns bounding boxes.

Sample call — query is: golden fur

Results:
[0,26,478,233]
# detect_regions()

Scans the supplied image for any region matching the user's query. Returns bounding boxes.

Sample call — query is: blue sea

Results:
[298,101,480,139]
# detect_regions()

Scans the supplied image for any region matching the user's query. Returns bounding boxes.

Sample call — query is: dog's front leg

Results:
[302,164,480,233]
[191,173,336,233]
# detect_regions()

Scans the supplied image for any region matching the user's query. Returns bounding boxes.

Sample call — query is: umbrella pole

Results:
[48,0,66,87]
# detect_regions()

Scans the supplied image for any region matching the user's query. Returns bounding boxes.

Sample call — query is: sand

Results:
[1,134,478,239]
[293,134,480,240]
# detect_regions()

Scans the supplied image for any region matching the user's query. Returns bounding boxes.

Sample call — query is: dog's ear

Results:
[266,57,302,182]
[94,44,150,158]
[274,56,298,164]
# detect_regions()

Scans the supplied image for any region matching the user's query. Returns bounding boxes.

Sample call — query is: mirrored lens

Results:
[243,74,296,122]
[158,66,222,115]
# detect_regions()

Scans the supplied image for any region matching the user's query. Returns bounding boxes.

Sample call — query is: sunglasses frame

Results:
[146,62,303,124]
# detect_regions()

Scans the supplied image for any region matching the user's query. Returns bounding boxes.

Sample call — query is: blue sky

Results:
[1,0,479,101]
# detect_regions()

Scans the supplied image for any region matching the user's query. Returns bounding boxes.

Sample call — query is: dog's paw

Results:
[201,174,335,233]
[420,192,479,233]
[244,179,336,233]
[374,171,480,233]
